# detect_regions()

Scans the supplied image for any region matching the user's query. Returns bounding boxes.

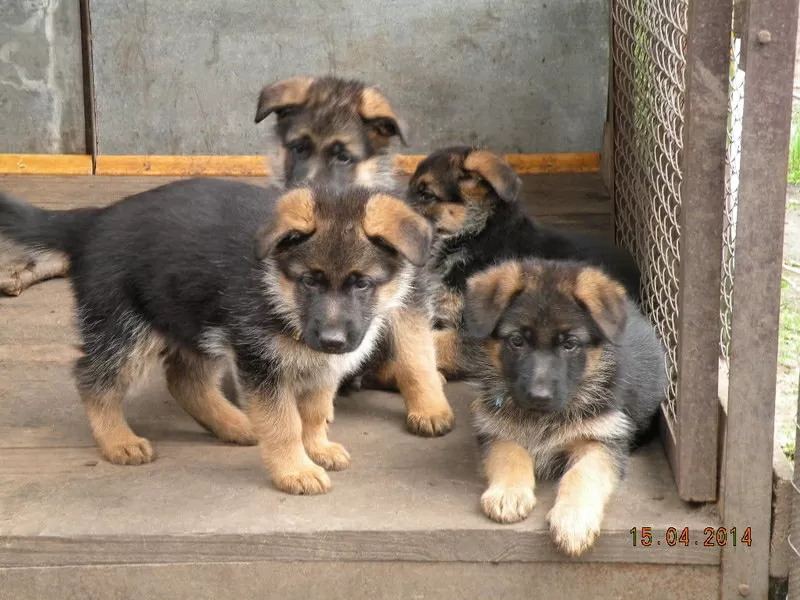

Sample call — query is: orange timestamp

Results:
[630,526,752,547]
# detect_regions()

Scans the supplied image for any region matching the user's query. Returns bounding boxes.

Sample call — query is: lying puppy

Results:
[0,180,439,494]
[404,146,642,379]
[459,259,665,556]
[0,75,407,297]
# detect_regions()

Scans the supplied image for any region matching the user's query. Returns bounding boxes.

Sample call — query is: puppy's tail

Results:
[0,193,101,257]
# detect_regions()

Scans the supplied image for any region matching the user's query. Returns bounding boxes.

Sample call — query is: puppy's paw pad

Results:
[481,485,537,524]
[102,436,155,466]
[274,466,332,495]
[407,406,455,437]
[309,442,351,471]
[547,503,603,557]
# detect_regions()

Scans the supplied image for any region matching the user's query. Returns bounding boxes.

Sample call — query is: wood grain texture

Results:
[720,0,799,595]
[95,155,270,177]
[0,154,93,175]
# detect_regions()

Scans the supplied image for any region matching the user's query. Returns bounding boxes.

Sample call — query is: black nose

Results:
[318,328,348,352]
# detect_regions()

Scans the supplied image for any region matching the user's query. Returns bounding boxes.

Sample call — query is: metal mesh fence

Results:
[721,30,745,365]
[611,0,688,430]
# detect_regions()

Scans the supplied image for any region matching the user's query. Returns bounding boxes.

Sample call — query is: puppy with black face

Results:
[255,76,408,193]
[458,259,665,557]
[0,76,407,298]
[405,146,642,380]
[0,180,435,495]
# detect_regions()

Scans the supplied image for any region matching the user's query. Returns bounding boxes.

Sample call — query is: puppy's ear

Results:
[255,77,314,124]
[463,150,521,203]
[573,268,628,342]
[359,87,410,147]
[255,189,316,260]
[363,194,432,266]
[464,262,525,339]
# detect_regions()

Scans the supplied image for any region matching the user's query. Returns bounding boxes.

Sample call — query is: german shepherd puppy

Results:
[458,258,665,556]
[0,75,407,297]
[405,146,642,379]
[0,180,438,495]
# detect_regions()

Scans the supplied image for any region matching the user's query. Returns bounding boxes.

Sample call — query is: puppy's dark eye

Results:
[561,338,579,352]
[330,143,353,165]
[507,332,525,349]
[416,186,438,204]
[288,138,311,157]
[300,273,318,288]
[353,277,373,291]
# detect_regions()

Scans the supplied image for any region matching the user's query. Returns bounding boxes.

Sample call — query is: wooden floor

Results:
[0,174,721,599]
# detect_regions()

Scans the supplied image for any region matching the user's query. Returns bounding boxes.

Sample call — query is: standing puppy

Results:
[405,146,642,379]
[0,76,407,296]
[460,259,665,556]
[0,181,433,494]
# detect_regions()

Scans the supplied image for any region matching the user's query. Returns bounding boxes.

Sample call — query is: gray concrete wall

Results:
[88,0,609,156]
[0,0,86,154]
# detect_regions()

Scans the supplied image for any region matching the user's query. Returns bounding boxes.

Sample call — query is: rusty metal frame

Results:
[720,0,798,595]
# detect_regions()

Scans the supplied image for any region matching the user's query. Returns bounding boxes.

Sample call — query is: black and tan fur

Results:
[457,259,665,556]
[405,146,642,380]
[0,180,442,494]
[0,75,406,297]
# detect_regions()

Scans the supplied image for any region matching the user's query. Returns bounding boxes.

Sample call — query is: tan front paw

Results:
[481,485,537,524]
[308,442,351,471]
[0,273,22,296]
[101,436,155,466]
[407,405,455,437]
[546,502,603,556]
[273,465,332,495]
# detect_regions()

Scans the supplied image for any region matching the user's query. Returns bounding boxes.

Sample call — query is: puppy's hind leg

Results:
[164,349,256,445]
[0,248,70,296]
[74,326,159,466]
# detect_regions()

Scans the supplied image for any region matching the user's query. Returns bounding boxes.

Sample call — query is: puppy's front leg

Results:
[245,387,332,495]
[298,387,351,471]
[480,439,537,524]
[382,307,455,437]
[547,441,622,556]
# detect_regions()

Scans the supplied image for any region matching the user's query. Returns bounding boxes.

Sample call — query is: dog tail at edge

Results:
[0,193,100,257]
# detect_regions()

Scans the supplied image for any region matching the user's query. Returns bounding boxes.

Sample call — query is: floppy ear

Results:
[255,189,317,260]
[363,194,432,266]
[359,87,410,147]
[573,268,628,342]
[463,150,521,203]
[463,262,525,339]
[254,77,314,124]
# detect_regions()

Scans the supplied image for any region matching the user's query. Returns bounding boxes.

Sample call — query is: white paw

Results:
[481,485,537,524]
[546,502,603,556]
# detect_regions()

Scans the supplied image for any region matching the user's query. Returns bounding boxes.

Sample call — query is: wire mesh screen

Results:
[611,0,688,429]
[721,29,745,365]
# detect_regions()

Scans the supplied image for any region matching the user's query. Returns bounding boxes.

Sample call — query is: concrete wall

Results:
[2,0,610,156]
[0,0,86,154]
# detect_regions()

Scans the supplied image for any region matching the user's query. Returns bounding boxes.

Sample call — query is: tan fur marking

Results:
[430,203,467,234]
[434,328,462,377]
[483,338,504,370]
[574,268,627,341]
[359,87,400,121]
[255,188,317,260]
[363,193,432,266]
[382,308,455,436]
[547,440,619,556]
[298,387,351,471]
[463,150,521,202]
[164,351,256,445]
[0,250,69,296]
[583,346,605,382]
[246,388,332,495]
[465,261,526,337]
[255,77,314,123]
[480,440,537,524]
[81,390,155,466]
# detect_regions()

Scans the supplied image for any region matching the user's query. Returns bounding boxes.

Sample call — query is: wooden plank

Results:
[0,155,93,175]
[673,0,731,502]
[95,155,270,177]
[721,0,799,595]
